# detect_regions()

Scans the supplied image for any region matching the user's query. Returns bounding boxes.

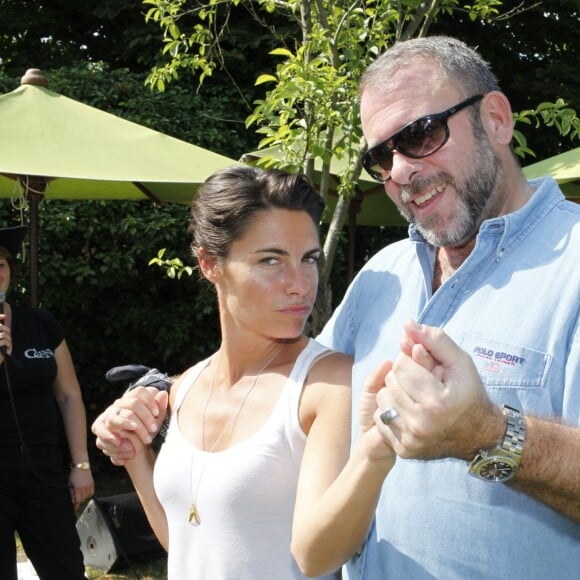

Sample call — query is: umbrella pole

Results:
[18,70,50,308]
[21,176,46,308]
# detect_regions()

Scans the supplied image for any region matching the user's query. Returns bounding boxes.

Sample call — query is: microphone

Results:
[0,291,6,355]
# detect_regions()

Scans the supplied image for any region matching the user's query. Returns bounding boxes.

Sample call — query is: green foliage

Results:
[431,0,579,158]
[0,0,160,74]
[2,196,219,379]
[37,64,255,159]
[513,99,580,159]
[149,248,195,279]
[138,0,579,329]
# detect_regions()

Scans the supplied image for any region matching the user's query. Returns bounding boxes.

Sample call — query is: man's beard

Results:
[398,130,502,247]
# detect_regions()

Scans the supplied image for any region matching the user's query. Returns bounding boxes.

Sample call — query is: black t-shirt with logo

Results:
[0,307,64,448]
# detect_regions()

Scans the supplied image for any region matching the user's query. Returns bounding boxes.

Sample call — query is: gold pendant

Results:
[188,503,201,525]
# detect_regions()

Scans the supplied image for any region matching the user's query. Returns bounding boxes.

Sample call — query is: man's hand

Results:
[375,320,504,461]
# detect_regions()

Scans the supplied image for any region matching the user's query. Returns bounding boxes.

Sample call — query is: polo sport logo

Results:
[24,348,54,359]
[472,346,525,374]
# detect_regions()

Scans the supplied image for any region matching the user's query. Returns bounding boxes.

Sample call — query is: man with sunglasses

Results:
[318,35,579,579]
[92,35,579,580]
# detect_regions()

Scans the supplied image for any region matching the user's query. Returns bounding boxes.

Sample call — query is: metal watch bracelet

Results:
[500,405,526,458]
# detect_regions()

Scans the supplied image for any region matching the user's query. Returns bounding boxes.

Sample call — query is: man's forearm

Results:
[512,416,580,521]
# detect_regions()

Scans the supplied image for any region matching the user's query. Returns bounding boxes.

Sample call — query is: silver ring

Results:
[380,407,399,425]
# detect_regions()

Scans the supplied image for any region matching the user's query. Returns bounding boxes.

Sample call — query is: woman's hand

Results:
[69,467,94,511]
[92,387,168,466]
[0,320,12,355]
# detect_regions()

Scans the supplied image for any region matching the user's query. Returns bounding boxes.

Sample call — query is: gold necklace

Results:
[188,342,284,525]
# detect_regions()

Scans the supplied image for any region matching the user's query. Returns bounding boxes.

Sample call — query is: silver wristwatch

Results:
[468,405,525,482]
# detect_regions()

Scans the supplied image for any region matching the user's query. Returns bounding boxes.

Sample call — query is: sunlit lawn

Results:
[86,557,167,580]
[18,536,166,580]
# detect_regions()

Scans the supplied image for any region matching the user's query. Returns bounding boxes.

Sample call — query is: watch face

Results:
[474,456,518,482]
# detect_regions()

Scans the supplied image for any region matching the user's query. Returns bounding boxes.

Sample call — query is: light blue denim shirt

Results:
[318,177,580,579]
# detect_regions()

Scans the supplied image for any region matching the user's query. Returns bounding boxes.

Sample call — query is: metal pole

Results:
[19,70,49,308]
[22,178,46,308]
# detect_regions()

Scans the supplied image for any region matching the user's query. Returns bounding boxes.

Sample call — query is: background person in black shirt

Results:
[0,226,93,580]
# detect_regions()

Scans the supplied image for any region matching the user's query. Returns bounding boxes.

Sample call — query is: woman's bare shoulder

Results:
[309,348,353,387]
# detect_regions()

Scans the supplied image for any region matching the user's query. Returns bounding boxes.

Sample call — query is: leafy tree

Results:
[431,0,580,158]
[141,0,579,331]
[0,0,159,73]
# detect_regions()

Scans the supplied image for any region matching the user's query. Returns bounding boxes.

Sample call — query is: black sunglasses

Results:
[362,94,484,182]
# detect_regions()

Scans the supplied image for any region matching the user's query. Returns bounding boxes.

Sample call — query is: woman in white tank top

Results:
[92,166,397,579]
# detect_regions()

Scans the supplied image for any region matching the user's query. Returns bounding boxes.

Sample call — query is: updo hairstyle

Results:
[189,166,324,262]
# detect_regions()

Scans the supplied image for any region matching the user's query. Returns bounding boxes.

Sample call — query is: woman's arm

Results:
[92,387,171,549]
[122,440,170,550]
[291,354,396,577]
[52,339,94,510]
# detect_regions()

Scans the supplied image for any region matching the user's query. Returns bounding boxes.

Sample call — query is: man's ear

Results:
[198,247,219,282]
[480,90,514,146]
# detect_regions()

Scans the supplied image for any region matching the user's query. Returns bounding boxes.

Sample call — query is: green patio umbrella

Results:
[523,146,580,200]
[0,69,240,306]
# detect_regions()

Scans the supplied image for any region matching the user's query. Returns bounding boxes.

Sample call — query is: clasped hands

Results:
[370,320,504,462]
[93,321,504,465]
[93,387,169,465]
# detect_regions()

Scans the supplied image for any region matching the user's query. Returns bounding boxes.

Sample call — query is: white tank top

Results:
[154,339,336,580]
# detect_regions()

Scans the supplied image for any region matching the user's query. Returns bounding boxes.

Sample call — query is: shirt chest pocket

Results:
[459,333,551,412]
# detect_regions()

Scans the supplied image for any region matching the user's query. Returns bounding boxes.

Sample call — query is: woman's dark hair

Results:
[190,166,325,260]
[0,247,17,281]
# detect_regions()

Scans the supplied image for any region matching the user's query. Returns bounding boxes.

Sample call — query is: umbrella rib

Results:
[134,182,163,204]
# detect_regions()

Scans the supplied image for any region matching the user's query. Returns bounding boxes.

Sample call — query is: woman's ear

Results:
[480,90,514,146]
[198,247,219,282]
